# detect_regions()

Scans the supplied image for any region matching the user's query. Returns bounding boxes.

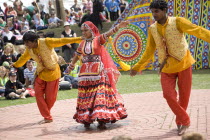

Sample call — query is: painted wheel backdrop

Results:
[108,24,147,66]
[108,0,209,70]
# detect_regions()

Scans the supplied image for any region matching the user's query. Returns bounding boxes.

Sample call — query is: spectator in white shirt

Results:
[48,13,62,28]
[35,14,48,31]
[24,60,36,88]
[2,25,16,44]
[20,21,29,35]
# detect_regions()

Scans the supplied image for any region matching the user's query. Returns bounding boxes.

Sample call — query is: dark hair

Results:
[149,0,168,11]
[23,31,39,42]
[27,60,34,64]
[32,2,36,6]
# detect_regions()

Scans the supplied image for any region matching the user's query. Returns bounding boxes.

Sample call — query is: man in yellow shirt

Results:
[130,0,210,136]
[13,31,82,124]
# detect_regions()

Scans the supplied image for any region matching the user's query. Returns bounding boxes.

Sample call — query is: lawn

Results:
[0,69,209,108]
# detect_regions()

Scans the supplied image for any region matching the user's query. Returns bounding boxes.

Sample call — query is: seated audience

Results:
[0,43,17,65]
[3,2,9,21]
[5,71,29,99]
[43,13,50,26]
[0,36,4,56]
[48,13,62,28]
[0,18,6,31]
[0,66,8,97]
[7,6,17,19]
[58,55,72,90]
[20,21,29,35]
[24,60,36,88]
[7,20,14,31]
[2,25,16,44]
[34,14,48,31]
[23,11,32,27]
[79,9,91,27]
[0,6,4,19]
[13,0,24,19]
[63,61,80,88]
[13,17,21,32]
[16,45,27,84]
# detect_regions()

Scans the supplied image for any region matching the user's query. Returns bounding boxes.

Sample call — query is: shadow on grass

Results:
[120,69,210,75]
[120,70,158,75]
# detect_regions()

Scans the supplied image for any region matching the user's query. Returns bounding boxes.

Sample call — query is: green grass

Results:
[0,69,210,108]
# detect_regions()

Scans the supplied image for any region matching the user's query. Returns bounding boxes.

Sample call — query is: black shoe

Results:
[97,121,106,130]
[177,124,182,131]
[84,123,90,128]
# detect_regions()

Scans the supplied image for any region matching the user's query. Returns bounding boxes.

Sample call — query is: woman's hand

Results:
[65,63,75,74]
[118,20,130,28]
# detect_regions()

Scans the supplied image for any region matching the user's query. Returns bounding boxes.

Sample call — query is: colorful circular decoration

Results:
[109,24,147,65]
[109,0,209,70]
[114,30,141,62]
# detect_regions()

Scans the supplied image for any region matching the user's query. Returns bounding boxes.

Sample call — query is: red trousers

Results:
[161,67,192,126]
[34,77,59,120]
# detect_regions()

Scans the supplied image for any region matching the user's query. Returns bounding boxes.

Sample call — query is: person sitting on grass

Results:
[48,13,62,28]
[5,71,29,99]
[0,66,8,97]
[24,60,36,88]
[63,60,80,89]
[0,43,17,66]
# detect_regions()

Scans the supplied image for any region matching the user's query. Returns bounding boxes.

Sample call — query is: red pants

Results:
[161,67,192,126]
[34,77,59,120]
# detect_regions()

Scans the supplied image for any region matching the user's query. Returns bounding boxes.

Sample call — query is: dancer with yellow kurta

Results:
[130,0,210,136]
[13,31,82,124]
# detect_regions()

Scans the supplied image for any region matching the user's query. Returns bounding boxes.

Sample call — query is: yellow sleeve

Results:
[132,28,156,72]
[45,37,82,48]
[176,17,210,43]
[13,49,31,68]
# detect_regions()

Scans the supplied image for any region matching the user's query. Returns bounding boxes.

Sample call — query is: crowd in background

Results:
[0,0,128,100]
[0,0,128,43]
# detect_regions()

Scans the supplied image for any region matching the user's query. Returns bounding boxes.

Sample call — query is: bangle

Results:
[69,63,75,70]
[113,25,119,33]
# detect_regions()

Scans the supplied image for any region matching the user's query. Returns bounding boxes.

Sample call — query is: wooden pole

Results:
[59,0,65,24]
[55,0,65,25]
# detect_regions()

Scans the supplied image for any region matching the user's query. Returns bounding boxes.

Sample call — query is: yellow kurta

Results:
[132,17,210,73]
[13,37,82,81]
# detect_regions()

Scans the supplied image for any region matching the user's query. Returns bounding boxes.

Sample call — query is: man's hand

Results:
[10,62,14,68]
[67,44,72,48]
[130,69,138,77]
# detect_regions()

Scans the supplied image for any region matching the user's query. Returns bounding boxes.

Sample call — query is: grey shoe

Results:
[178,125,190,136]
